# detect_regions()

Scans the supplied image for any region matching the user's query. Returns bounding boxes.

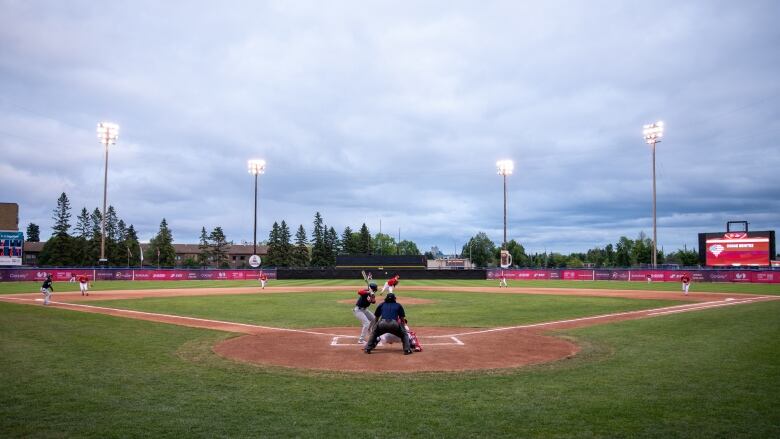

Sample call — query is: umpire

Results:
[364,293,412,355]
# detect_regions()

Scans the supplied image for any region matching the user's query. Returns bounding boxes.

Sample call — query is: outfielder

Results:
[78,274,90,296]
[259,272,268,289]
[40,274,54,305]
[364,293,412,355]
[353,283,377,344]
[681,273,691,295]
[380,273,400,295]
[499,271,508,287]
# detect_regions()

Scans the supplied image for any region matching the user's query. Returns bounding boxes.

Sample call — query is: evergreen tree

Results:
[51,192,72,237]
[117,218,127,242]
[278,220,293,267]
[325,226,339,266]
[340,226,357,254]
[74,208,91,239]
[310,212,329,266]
[121,224,141,267]
[147,218,176,267]
[25,223,40,242]
[198,227,211,267]
[358,223,372,254]
[105,206,119,241]
[292,224,310,267]
[209,226,230,268]
[266,222,281,266]
[87,208,103,264]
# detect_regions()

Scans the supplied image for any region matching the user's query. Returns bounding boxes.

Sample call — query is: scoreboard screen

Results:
[699,231,775,267]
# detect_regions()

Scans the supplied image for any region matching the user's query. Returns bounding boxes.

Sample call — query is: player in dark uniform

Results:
[364,292,412,355]
[353,283,377,343]
[40,274,54,305]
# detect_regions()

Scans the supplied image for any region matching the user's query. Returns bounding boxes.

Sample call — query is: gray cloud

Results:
[1,0,778,255]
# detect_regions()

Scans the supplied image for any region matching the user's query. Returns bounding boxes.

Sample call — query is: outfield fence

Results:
[488,268,780,283]
[1,267,778,283]
[0,268,277,282]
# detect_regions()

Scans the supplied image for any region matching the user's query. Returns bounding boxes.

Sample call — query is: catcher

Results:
[353,282,378,344]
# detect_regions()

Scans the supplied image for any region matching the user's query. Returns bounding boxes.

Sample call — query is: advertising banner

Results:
[0,231,24,266]
[0,268,277,282]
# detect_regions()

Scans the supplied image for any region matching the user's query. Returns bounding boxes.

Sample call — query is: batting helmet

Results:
[369,283,378,292]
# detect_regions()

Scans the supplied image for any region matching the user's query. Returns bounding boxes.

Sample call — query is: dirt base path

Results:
[2,286,776,372]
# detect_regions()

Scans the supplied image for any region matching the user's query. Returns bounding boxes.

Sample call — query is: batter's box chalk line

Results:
[330,335,464,347]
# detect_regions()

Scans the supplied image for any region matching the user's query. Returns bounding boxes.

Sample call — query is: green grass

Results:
[86,291,683,328]
[2,278,779,295]
[1,298,778,437]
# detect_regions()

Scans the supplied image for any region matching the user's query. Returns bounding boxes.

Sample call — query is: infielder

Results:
[380,273,400,295]
[681,273,691,295]
[259,272,268,289]
[40,274,54,305]
[353,283,377,344]
[78,274,90,296]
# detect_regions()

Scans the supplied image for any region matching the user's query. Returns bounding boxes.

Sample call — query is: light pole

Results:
[642,121,664,268]
[247,159,266,256]
[496,159,514,249]
[96,122,119,264]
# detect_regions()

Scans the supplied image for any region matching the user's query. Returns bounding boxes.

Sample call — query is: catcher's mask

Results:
[369,283,378,292]
[384,292,397,303]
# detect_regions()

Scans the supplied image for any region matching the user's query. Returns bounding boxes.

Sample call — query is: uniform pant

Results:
[380,283,394,295]
[353,307,374,342]
[365,319,410,352]
[80,282,89,295]
[682,283,690,294]
[41,288,52,305]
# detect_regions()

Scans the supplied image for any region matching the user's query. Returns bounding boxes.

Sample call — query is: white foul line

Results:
[442,297,774,338]
[2,297,354,338]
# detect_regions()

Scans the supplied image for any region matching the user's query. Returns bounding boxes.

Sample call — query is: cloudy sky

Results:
[1,0,778,255]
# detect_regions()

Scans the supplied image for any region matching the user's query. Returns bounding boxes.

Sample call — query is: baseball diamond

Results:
[1,284,776,372]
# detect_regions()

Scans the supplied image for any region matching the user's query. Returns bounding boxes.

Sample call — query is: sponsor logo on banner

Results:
[724,232,748,239]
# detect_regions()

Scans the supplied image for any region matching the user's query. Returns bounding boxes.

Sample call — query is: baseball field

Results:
[1,279,779,438]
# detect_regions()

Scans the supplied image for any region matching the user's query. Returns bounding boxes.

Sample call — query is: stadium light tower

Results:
[643,121,664,269]
[248,159,266,256]
[496,159,514,249]
[96,122,119,264]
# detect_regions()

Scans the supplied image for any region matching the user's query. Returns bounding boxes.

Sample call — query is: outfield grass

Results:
[2,278,779,295]
[1,298,777,437]
[86,291,684,328]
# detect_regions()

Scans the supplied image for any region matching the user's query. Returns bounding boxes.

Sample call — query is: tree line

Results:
[461,231,700,268]
[29,193,701,268]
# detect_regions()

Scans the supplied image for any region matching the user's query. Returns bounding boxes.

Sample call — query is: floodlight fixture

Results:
[97,121,120,263]
[496,159,514,249]
[642,120,665,268]
[248,159,266,257]
[248,159,266,175]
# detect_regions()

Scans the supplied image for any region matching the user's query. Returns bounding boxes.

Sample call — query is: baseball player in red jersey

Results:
[380,274,400,295]
[78,274,90,296]
[499,271,508,287]
[259,272,268,289]
[681,273,691,295]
